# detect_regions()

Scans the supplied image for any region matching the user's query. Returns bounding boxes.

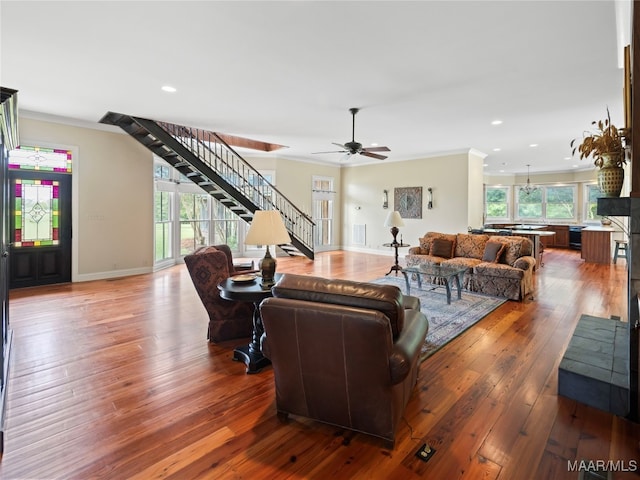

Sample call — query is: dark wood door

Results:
[8,170,71,288]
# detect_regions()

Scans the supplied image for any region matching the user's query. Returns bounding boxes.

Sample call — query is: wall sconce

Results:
[427,187,433,209]
[382,189,389,209]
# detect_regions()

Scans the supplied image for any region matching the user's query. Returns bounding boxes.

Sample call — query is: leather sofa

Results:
[259,273,429,448]
[405,232,536,301]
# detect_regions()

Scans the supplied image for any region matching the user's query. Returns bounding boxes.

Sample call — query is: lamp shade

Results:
[245,210,292,246]
[384,210,404,228]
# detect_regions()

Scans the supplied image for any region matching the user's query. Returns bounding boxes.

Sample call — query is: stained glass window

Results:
[14,179,59,247]
[8,146,72,173]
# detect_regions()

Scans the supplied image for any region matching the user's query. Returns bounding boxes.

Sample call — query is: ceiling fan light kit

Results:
[313,108,390,161]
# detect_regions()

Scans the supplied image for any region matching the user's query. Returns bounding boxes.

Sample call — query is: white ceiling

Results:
[0,1,631,175]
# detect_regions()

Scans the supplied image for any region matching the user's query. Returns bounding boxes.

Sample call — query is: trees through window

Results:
[486,183,595,224]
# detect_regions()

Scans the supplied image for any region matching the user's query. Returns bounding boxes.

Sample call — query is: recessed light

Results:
[499,169,505,173]
[483,163,489,167]
[564,156,571,160]
[493,148,501,152]
[529,143,538,148]
[491,120,503,125]
[371,143,378,146]
[161,85,177,93]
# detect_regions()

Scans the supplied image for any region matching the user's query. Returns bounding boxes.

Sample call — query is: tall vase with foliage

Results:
[571,108,627,197]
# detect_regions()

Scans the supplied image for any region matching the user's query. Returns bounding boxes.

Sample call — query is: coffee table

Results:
[401,263,467,304]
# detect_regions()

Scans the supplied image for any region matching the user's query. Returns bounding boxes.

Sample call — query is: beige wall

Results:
[484,169,597,186]
[341,151,484,253]
[20,114,605,281]
[20,117,154,280]
[467,150,486,229]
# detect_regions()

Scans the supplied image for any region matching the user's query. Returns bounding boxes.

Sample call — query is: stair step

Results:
[279,245,304,257]
[98,112,314,261]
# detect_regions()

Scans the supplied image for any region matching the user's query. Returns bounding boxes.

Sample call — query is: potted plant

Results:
[571,108,627,197]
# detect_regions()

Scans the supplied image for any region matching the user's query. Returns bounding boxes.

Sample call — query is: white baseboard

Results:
[74,266,153,282]
[342,245,395,256]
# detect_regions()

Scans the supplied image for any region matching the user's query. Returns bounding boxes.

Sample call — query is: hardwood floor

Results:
[1,248,639,479]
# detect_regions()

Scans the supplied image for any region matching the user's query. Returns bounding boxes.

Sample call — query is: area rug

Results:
[371,276,506,360]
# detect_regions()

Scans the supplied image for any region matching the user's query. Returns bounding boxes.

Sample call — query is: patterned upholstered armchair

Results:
[184,245,255,342]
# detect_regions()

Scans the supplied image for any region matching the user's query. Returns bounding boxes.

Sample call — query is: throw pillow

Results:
[431,238,454,259]
[482,241,506,263]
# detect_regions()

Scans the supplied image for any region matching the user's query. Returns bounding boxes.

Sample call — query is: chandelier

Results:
[520,164,539,195]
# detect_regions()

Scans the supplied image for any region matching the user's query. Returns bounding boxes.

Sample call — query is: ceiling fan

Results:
[314,107,390,160]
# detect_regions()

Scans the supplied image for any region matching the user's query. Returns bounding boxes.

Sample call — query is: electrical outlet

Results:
[415,443,436,462]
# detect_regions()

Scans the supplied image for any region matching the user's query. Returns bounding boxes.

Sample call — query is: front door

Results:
[8,169,72,288]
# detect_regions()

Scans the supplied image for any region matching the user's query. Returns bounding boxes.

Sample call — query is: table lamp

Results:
[384,210,404,245]
[245,210,292,287]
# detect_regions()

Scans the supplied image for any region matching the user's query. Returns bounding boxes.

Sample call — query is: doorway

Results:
[8,146,72,288]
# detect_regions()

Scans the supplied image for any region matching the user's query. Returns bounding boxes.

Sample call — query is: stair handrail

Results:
[156,121,314,250]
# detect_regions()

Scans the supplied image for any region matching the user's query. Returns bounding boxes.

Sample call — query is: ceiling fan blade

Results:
[332,142,347,149]
[312,150,347,154]
[362,146,390,153]
[360,151,387,160]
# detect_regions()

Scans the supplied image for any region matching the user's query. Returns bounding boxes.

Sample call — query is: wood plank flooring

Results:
[1,248,639,479]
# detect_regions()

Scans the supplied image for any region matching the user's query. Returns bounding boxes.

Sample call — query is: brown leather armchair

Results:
[259,274,429,448]
[184,245,255,342]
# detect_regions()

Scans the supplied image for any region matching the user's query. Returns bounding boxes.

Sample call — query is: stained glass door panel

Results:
[14,179,59,247]
[8,171,71,288]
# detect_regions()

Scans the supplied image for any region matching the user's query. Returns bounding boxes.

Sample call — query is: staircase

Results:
[99,112,314,260]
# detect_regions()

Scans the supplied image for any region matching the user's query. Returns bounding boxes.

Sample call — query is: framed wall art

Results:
[394,186,422,219]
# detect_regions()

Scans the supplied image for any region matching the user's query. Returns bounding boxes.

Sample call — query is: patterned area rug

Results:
[371,275,506,360]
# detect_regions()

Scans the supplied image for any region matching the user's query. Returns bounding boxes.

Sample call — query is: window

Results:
[9,145,72,173]
[14,179,59,247]
[179,192,210,255]
[154,190,172,262]
[485,186,510,221]
[312,176,335,249]
[153,158,274,266]
[517,188,543,219]
[584,183,604,221]
[212,200,239,250]
[545,186,575,220]
[515,185,577,222]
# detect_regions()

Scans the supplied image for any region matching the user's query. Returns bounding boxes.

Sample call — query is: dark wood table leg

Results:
[385,243,401,276]
[233,301,271,374]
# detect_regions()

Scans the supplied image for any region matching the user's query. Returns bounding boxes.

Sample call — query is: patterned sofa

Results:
[405,232,536,300]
